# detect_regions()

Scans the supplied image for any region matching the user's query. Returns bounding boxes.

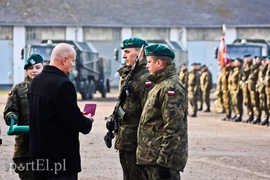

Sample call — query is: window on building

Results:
[0,26,13,40]
[26,27,65,41]
[83,27,121,41]
[132,28,170,40]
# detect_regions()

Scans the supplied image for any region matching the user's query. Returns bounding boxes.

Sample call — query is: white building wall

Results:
[13,26,25,85]
[121,28,132,41]
[66,27,83,41]
[225,28,237,44]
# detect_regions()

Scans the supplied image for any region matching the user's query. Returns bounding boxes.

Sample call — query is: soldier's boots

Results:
[221,115,231,121]
[197,107,203,111]
[203,108,211,112]
[229,115,237,121]
[190,113,197,117]
[233,115,242,122]
[260,116,269,126]
[243,116,254,123]
[252,116,261,124]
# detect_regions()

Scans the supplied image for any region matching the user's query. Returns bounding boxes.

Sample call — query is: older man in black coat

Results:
[28,43,94,179]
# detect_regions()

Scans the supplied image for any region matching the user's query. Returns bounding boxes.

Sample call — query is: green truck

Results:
[21,40,111,100]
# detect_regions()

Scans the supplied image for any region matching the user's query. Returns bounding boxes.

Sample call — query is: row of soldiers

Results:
[179,63,213,117]
[215,54,270,125]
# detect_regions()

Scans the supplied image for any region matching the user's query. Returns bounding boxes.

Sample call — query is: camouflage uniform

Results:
[248,63,261,124]
[241,60,254,122]
[257,61,269,123]
[137,64,188,180]
[229,66,243,121]
[262,62,270,125]
[115,58,152,180]
[188,69,199,117]
[179,69,189,90]
[220,65,232,120]
[214,69,225,114]
[200,67,213,112]
[3,76,34,179]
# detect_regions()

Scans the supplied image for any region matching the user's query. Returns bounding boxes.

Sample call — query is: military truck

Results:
[21,40,111,100]
[215,39,270,59]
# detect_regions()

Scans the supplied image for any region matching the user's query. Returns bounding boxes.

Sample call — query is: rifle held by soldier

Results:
[104,44,145,148]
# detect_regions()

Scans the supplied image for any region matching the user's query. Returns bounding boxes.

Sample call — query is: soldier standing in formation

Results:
[137,44,188,180]
[188,63,200,117]
[229,58,243,122]
[179,63,189,90]
[3,54,44,179]
[262,57,270,125]
[257,56,269,124]
[241,54,254,123]
[248,56,261,124]
[200,64,213,112]
[196,63,203,111]
[217,54,270,126]
[113,37,152,180]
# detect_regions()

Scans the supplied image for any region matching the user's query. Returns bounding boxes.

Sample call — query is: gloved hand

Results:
[106,120,114,131]
[157,165,171,179]
[7,113,18,125]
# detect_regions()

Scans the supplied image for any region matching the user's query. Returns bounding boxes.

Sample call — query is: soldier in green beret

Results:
[200,64,213,112]
[229,58,243,122]
[188,63,200,117]
[241,54,254,123]
[110,37,152,180]
[262,57,270,125]
[257,56,269,125]
[179,63,189,90]
[137,44,188,180]
[3,53,44,179]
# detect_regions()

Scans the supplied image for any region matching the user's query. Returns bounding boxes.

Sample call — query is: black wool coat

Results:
[28,65,92,178]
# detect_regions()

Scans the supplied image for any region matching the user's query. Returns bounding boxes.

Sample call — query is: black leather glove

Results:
[157,165,171,179]
[7,113,18,125]
[106,120,114,131]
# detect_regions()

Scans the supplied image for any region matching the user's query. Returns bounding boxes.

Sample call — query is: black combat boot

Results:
[252,116,261,124]
[243,115,254,123]
[260,115,269,126]
[203,107,211,112]
[233,115,242,122]
[229,115,237,121]
[190,113,197,117]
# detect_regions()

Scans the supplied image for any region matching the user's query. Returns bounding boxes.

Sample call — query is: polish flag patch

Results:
[167,91,175,96]
[145,81,152,87]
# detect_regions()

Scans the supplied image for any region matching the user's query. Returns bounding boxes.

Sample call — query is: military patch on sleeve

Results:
[8,91,13,96]
[145,81,152,87]
[167,91,175,96]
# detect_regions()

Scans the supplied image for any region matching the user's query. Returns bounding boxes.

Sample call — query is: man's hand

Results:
[157,165,171,179]
[7,113,18,125]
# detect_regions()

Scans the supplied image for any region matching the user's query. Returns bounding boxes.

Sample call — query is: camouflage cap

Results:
[24,54,44,70]
[144,44,175,59]
[121,37,148,49]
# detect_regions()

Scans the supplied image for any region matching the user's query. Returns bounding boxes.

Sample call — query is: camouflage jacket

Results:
[187,69,199,95]
[200,69,213,91]
[179,69,189,90]
[229,67,242,92]
[3,76,31,159]
[248,64,260,91]
[114,58,153,152]
[137,64,188,172]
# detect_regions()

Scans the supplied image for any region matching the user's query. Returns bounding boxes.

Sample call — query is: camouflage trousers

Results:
[119,150,147,180]
[142,165,180,180]
[13,157,36,180]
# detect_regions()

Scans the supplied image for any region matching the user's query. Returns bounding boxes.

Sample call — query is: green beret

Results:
[144,44,175,59]
[235,57,243,62]
[243,53,252,58]
[121,37,148,49]
[24,54,44,70]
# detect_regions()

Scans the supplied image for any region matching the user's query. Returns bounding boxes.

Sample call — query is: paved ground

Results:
[0,89,270,180]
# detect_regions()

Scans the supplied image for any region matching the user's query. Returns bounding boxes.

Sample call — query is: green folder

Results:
[7,117,29,135]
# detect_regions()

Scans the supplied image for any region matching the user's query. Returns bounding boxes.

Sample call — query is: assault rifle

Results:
[104,44,145,148]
